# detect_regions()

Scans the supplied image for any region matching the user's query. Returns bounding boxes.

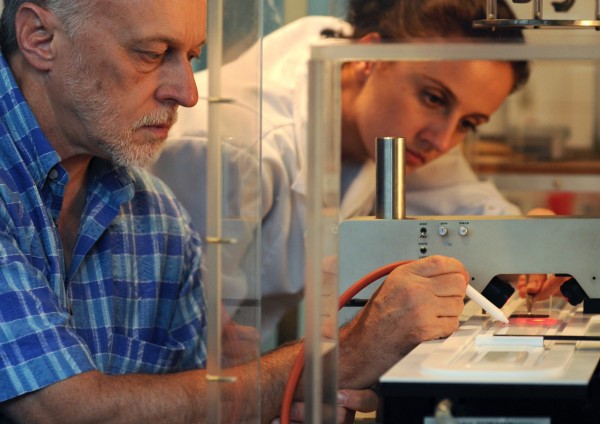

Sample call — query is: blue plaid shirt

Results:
[0,53,207,403]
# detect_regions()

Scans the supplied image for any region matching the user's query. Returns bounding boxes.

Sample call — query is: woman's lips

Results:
[405,148,426,167]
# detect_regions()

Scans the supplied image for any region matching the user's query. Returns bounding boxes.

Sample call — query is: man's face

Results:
[55,0,206,167]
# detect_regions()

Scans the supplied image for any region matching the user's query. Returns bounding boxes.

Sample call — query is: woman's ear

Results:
[352,32,381,84]
[15,3,58,71]
[353,61,375,84]
[357,32,382,44]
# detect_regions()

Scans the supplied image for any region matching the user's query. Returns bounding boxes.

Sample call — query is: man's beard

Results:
[102,108,178,167]
[65,51,177,168]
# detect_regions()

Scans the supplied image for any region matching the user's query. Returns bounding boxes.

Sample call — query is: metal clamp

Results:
[207,97,235,104]
[205,236,238,244]
[206,374,238,383]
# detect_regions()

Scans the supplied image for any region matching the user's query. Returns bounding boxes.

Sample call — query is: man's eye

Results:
[146,52,164,60]
[137,50,165,62]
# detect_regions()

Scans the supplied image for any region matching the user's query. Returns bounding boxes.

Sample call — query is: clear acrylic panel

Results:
[304,57,342,423]
[145,0,263,421]
[205,0,262,422]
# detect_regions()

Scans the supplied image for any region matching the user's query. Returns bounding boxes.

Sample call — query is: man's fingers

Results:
[387,256,469,297]
[279,402,363,424]
[400,255,468,280]
[275,390,379,423]
[337,389,379,413]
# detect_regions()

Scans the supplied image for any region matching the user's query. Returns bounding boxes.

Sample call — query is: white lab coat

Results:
[151,16,521,338]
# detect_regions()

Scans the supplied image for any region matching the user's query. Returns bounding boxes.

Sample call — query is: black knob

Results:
[551,0,575,13]
[560,277,588,306]
[481,276,515,308]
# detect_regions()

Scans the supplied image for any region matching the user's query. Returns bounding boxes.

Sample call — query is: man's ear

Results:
[15,3,57,71]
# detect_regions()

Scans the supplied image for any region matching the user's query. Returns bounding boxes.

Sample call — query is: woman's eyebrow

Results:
[420,75,493,122]
[421,75,456,104]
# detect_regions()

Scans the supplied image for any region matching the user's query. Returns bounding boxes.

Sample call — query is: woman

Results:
[150,0,530,341]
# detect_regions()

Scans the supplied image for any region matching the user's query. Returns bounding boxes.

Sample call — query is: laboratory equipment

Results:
[378,303,600,423]
[338,148,600,423]
[305,4,600,422]
[475,0,600,28]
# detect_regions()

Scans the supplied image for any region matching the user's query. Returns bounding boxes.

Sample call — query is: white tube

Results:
[466,285,509,324]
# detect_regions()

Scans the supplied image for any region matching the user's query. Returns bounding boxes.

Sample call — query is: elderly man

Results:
[0,1,468,422]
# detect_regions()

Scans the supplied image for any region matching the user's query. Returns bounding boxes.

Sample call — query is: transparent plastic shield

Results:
[205,0,262,422]
[304,58,341,423]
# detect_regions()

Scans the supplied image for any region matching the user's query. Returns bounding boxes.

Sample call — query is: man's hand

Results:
[270,389,379,424]
[339,255,469,389]
[222,319,260,366]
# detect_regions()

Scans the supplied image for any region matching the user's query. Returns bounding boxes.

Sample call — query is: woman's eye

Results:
[422,90,445,107]
[459,120,477,133]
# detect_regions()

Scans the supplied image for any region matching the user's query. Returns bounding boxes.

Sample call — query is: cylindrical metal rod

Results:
[534,0,543,20]
[375,137,406,220]
[487,0,497,19]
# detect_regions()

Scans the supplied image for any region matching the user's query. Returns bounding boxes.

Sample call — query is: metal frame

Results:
[475,0,600,28]
[305,35,600,423]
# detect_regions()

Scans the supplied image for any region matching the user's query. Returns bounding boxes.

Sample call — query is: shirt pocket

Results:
[100,333,186,374]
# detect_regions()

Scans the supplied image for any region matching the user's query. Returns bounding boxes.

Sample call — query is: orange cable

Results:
[279,260,413,424]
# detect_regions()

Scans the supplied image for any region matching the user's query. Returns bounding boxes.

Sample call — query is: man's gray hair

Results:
[0,0,95,57]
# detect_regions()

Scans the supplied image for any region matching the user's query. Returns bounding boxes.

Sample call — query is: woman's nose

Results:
[424,120,460,153]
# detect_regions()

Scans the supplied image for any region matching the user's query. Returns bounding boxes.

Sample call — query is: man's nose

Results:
[157,59,199,108]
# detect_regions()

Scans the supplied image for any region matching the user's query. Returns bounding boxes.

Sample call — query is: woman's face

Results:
[341,60,514,173]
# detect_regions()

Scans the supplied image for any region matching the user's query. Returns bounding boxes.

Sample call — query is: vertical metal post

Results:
[594,64,600,153]
[486,0,497,19]
[533,0,543,20]
[206,0,224,422]
[306,54,341,423]
[375,137,406,220]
